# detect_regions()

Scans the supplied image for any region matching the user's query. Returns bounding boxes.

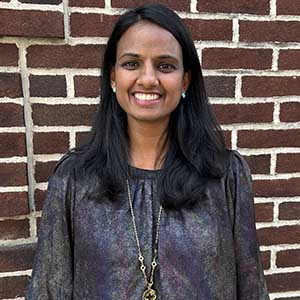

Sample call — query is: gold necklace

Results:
[126,179,163,300]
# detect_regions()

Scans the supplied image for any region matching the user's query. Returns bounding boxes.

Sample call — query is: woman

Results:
[26,4,270,300]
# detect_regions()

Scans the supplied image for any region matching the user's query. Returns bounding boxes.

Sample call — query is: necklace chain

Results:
[126,179,163,297]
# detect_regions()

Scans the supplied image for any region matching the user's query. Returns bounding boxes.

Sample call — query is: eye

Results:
[121,61,138,70]
[158,63,176,72]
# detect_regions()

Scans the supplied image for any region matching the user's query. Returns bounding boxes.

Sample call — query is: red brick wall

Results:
[0,0,300,298]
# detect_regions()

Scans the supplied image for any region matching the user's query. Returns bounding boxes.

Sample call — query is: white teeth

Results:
[134,93,160,101]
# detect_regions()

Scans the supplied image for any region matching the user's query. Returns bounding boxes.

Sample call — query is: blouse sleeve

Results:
[25,155,75,300]
[227,150,270,300]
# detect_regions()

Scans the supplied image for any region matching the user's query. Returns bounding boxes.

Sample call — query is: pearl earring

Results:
[112,86,116,93]
[181,91,186,98]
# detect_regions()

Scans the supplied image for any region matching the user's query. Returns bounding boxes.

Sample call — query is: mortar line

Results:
[270,0,277,18]
[273,101,280,124]
[273,200,280,222]
[190,0,198,13]
[270,249,277,271]
[272,48,279,71]
[232,18,239,44]
[66,74,75,98]
[69,129,76,149]
[105,0,111,9]
[235,75,242,100]
[231,129,237,149]
[19,44,36,214]
[62,0,70,43]
[270,152,277,175]
[270,292,300,300]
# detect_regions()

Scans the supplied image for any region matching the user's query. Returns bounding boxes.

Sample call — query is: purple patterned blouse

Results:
[26,150,270,300]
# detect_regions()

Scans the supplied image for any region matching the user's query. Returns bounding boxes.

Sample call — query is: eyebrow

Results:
[119,52,179,62]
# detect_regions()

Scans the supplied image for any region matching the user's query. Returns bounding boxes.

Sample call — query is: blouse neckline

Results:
[128,164,162,179]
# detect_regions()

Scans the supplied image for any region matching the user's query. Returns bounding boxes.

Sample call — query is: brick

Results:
[33,132,69,154]
[0,103,24,127]
[258,225,300,246]
[0,163,27,186]
[29,75,66,97]
[280,102,300,122]
[212,103,273,125]
[76,131,90,146]
[0,219,29,240]
[69,0,105,7]
[71,13,118,37]
[34,189,46,211]
[240,21,300,43]
[244,154,271,174]
[253,178,300,197]
[0,192,29,217]
[277,153,300,173]
[111,0,190,11]
[202,48,272,70]
[27,45,104,68]
[277,0,300,15]
[0,73,23,98]
[277,249,300,268]
[0,9,64,38]
[183,19,232,41]
[197,0,269,14]
[0,276,30,298]
[0,244,35,272]
[279,202,300,220]
[255,203,273,222]
[204,76,235,98]
[35,160,58,183]
[266,272,300,293]
[74,75,101,98]
[0,133,26,157]
[238,129,300,148]
[261,250,271,270]
[32,104,96,126]
[279,50,300,70]
[242,76,300,97]
[0,43,18,66]
[20,0,61,3]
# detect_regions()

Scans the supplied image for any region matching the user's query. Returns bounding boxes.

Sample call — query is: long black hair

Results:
[73,3,227,209]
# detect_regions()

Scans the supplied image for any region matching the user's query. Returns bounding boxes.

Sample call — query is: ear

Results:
[182,70,191,92]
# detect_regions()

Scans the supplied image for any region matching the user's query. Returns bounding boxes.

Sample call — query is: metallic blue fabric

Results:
[26,150,270,299]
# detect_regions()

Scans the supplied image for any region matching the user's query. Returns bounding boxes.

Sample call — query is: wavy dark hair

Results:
[73,3,227,209]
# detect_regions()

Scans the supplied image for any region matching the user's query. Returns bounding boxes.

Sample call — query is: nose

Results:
[136,63,159,88]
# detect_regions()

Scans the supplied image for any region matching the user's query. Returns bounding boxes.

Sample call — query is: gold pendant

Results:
[142,287,157,300]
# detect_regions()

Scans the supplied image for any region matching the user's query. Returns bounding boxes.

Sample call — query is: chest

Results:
[73,179,234,268]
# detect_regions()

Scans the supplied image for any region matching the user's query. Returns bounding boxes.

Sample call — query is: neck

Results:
[128,118,169,170]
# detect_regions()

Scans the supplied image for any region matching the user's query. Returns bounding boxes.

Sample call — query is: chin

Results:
[132,114,169,123]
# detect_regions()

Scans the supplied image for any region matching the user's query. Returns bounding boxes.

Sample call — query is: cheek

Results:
[165,74,184,91]
[164,77,184,110]
[115,69,135,87]
[115,91,127,108]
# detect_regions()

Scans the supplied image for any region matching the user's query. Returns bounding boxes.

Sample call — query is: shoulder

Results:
[223,150,253,213]
[50,150,84,183]
[225,149,252,182]
[42,151,87,210]
[49,149,100,197]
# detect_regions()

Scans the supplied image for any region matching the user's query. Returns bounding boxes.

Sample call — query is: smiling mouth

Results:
[133,93,161,101]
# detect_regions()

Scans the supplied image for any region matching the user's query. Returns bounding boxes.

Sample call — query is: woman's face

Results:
[110,21,190,126]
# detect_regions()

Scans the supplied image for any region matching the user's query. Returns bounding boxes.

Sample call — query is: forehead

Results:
[116,21,182,59]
